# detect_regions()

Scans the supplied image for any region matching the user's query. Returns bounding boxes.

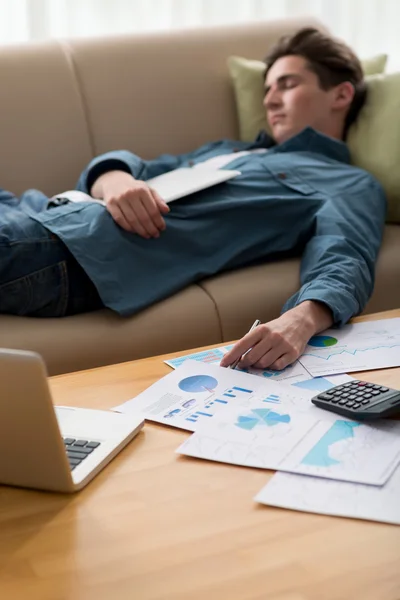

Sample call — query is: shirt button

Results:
[188,160,195,167]
[278,172,286,179]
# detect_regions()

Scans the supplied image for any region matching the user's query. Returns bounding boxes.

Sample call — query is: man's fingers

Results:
[142,191,167,231]
[132,198,162,238]
[120,199,155,238]
[269,353,296,371]
[151,189,170,215]
[251,346,285,369]
[106,203,134,233]
[220,328,263,367]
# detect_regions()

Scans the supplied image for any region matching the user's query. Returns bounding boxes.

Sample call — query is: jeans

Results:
[0,208,103,317]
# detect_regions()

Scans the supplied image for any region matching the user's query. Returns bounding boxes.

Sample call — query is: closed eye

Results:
[264,74,302,96]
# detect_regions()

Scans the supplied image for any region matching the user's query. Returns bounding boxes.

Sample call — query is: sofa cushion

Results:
[347,73,400,224]
[0,286,221,376]
[199,258,300,342]
[364,225,400,313]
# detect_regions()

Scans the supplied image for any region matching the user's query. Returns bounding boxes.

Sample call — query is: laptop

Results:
[145,167,241,203]
[0,348,144,493]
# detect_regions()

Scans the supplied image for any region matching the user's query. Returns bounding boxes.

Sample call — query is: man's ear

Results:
[332,81,355,111]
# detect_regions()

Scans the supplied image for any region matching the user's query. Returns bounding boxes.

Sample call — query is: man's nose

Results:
[263,87,282,109]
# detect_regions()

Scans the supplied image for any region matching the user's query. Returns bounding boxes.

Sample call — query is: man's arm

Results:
[75,147,206,236]
[221,177,386,370]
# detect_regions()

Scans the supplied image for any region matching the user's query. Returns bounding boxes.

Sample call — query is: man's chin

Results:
[272,126,302,145]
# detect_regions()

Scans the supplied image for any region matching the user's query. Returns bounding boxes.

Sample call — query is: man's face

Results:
[264,55,341,144]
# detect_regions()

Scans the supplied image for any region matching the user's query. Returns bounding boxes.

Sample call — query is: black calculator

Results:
[311,380,400,420]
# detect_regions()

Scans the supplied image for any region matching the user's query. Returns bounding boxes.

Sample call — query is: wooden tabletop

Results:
[1,309,400,600]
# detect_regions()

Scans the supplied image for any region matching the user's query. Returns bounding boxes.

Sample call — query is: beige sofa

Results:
[1,17,399,375]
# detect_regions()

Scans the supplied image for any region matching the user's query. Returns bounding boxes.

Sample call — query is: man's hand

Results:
[91,170,170,237]
[220,301,333,370]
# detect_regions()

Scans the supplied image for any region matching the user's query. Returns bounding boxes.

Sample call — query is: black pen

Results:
[228,319,261,370]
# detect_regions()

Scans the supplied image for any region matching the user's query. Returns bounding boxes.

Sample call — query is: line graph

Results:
[299,321,400,377]
[301,343,400,362]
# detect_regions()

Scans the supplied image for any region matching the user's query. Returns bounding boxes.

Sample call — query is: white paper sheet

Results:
[113,360,316,432]
[255,467,400,525]
[299,318,400,376]
[177,398,400,485]
[164,346,353,390]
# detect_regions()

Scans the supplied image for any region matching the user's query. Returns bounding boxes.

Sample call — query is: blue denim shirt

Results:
[25,127,385,326]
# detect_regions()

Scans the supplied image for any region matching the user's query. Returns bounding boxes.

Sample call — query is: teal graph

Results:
[293,377,332,392]
[301,420,361,467]
[302,343,400,361]
[236,408,291,430]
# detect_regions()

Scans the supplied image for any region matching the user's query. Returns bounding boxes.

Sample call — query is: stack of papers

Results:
[255,468,400,526]
[114,318,400,525]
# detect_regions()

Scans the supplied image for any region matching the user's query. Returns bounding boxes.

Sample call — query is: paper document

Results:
[145,167,241,203]
[177,397,400,485]
[113,360,316,432]
[165,346,352,390]
[299,318,400,376]
[255,466,400,525]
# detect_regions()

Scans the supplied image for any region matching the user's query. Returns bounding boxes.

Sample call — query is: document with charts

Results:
[177,397,400,485]
[165,346,352,391]
[255,466,400,525]
[299,318,400,377]
[113,360,319,432]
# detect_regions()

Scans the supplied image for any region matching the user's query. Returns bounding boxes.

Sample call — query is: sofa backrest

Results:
[0,16,322,196]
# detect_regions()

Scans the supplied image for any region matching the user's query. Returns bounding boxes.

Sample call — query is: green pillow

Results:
[228,54,388,142]
[347,72,400,223]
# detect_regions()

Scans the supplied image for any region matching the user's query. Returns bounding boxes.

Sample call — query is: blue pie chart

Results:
[178,375,218,393]
[308,335,338,347]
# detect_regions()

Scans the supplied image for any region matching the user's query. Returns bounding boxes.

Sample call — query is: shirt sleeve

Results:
[75,146,219,194]
[282,177,387,327]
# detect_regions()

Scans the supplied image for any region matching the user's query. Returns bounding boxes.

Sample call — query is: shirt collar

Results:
[255,127,351,164]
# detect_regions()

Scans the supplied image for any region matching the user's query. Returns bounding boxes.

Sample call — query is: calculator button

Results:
[371,390,381,396]
[330,397,340,403]
[343,383,354,388]
[338,399,348,405]
[363,393,372,399]
[348,394,357,400]
[365,383,374,388]
[346,400,355,407]
[318,393,333,401]
[357,382,367,386]
[341,393,350,399]
[372,385,381,390]
[380,387,389,392]
[362,399,370,405]
[352,402,361,409]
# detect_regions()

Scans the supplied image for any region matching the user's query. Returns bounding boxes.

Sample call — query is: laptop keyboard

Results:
[63,438,101,470]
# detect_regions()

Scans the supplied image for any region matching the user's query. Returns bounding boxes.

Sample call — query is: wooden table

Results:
[1,310,400,600]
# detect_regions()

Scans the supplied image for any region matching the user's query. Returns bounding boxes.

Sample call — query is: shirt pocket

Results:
[263,164,317,196]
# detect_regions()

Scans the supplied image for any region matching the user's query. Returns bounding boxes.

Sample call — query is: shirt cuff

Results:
[82,150,145,194]
[282,282,359,327]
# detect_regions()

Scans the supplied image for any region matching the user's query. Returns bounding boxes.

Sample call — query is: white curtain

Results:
[0,0,399,68]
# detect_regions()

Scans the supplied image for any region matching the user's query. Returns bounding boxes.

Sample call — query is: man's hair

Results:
[264,27,367,139]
